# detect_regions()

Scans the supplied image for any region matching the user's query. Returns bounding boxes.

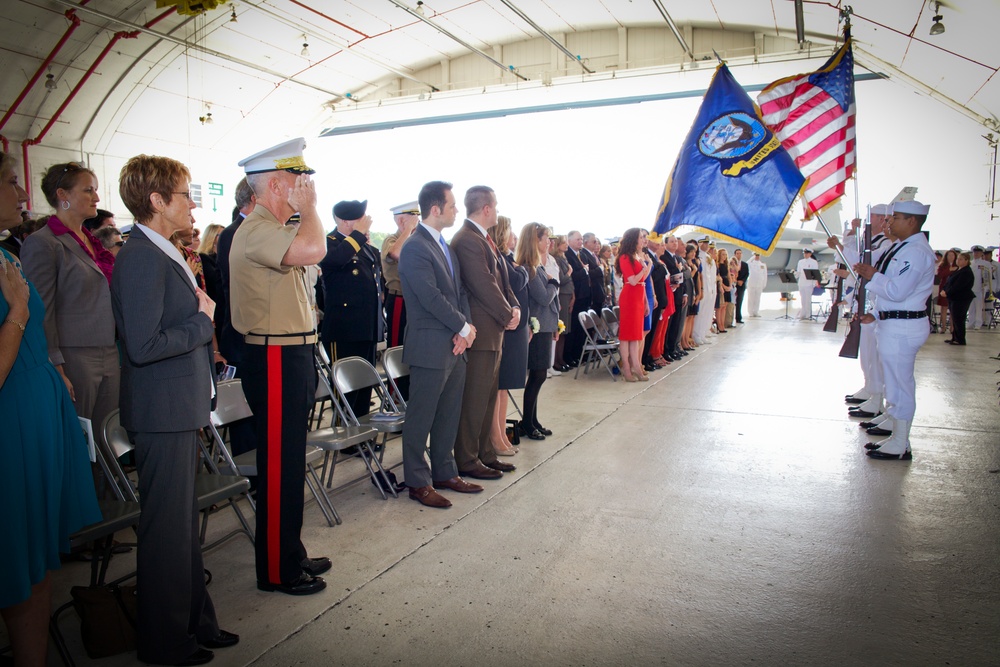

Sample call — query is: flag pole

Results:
[815,211,858,281]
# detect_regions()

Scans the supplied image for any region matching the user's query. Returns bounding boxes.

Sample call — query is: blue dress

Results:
[643,264,655,332]
[0,249,101,608]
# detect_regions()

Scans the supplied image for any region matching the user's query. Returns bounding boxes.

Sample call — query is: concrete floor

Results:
[31,313,1000,666]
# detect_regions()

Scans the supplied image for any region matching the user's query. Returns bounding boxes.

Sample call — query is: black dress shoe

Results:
[559,364,571,372]
[484,460,516,472]
[257,574,326,596]
[301,556,332,577]
[866,449,912,460]
[863,442,881,451]
[643,363,657,373]
[173,649,214,666]
[566,360,579,368]
[533,425,553,436]
[848,408,879,419]
[859,420,879,429]
[523,428,546,440]
[844,397,866,405]
[201,630,239,649]
[866,426,893,436]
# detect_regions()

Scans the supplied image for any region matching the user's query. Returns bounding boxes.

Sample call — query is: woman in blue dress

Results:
[0,152,100,665]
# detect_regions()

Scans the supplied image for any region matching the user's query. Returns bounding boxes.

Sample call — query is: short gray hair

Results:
[236,176,255,207]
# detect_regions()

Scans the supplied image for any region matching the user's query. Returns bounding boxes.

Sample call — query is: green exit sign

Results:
[208,182,224,196]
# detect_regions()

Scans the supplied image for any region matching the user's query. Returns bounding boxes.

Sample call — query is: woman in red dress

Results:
[616,228,652,382]
[936,249,957,334]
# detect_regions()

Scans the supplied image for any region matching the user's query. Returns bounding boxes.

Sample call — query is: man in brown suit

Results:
[450,185,520,479]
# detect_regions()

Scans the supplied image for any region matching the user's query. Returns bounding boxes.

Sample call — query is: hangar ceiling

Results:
[1,0,998,205]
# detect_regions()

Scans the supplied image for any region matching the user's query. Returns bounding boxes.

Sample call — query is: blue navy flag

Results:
[652,64,805,255]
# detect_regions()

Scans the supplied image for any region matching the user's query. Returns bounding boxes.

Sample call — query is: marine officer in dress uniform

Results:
[229,137,330,595]
[381,201,419,347]
[853,200,937,460]
[319,199,384,418]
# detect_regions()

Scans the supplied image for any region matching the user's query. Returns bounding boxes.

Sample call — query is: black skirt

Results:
[527,331,552,371]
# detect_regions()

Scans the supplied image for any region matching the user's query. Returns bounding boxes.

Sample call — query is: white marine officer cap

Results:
[390,201,419,216]
[870,203,889,215]
[239,137,315,175]
[890,200,930,216]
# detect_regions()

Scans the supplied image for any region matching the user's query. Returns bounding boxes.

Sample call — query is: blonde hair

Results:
[489,215,512,253]
[515,222,547,279]
[198,223,225,254]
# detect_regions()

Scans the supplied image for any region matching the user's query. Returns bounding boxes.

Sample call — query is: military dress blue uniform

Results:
[319,227,384,417]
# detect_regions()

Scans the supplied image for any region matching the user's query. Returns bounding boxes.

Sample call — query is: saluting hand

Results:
[287,174,317,213]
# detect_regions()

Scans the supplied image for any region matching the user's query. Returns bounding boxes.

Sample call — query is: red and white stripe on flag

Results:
[757,41,856,216]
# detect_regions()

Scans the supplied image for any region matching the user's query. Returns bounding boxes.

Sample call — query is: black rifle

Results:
[839,219,871,359]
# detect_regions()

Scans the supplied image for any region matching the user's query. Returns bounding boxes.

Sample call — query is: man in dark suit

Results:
[319,199,384,418]
[564,230,591,366]
[450,185,520,480]
[112,155,238,665]
[733,248,750,324]
[214,177,257,456]
[643,233,668,370]
[581,232,606,310]
[398,181,482,507]
[661,235,688,360]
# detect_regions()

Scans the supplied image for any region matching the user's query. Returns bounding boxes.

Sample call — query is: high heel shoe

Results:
[495,444,518,456]
[623,373,638,382]
[638,374,649,382]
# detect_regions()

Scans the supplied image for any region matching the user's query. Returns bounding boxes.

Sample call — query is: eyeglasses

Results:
[173,192,192,200]
[113,241,124,247]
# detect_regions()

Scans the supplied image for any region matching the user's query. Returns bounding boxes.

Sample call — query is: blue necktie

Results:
[439,235,455,279]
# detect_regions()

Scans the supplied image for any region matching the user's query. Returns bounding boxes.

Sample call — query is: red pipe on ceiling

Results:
[0,4,86,156]
[20,6,177,206]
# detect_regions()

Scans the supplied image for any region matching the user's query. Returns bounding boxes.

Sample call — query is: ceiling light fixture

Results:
[229,4,237,22]
[44,72,57,91]
[415,1,426,17]
[301,34,310,57]
[199,103,214,125]
[929,2,945,36]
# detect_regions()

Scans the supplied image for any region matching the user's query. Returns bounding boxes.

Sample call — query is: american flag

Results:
[757,40,855,217]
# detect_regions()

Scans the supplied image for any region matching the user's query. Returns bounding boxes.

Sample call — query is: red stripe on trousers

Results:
[266,345,283,584]
[391,295,404,347]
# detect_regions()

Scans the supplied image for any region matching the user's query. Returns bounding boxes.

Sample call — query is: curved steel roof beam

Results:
[498,0,593,74]
[385,0,529,82]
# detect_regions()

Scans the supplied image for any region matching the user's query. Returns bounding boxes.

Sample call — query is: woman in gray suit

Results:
[113,155,237,666]
[20,161,119,435]
[517,223,560,439]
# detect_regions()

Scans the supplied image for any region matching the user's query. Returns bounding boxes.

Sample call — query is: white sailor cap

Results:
[238,137,315,175]
[890,200,930,216]
[971,244,985,252]
[870,203,890,215]
[390,201,419,216]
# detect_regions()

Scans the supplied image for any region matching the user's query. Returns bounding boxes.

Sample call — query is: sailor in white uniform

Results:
[794,248,819,320]
[853,200,936,460]
[746,252,767,317]
[969,245,990,329]
[829,204,894,419]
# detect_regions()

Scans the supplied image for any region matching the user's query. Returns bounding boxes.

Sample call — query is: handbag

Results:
[70,584,138,659]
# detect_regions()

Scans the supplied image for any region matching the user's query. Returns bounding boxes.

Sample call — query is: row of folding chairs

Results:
[574,307,622,381]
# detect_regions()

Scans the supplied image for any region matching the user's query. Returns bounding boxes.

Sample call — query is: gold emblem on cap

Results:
[274,156,307,170]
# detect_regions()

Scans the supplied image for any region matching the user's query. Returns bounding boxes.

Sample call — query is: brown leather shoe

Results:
[459,463,503,480]
[433,477,484,494]
[484,460,516,473]
[408,486,452,508]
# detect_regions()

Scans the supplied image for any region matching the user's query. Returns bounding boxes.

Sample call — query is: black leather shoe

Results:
[301,556,332,577]
[534,425,553,436]
[201,630,239,649]
[844,396,866,405]
[566,360,579,368]
[558,364,571,372]
[173,649,214,666]
[523,428,545,440]
[859,420,880,429]
[863,442,881,451]
[848,408,879,419]
[866,426,892,437]
[257,574,326,596]
[643,363,657,373]
[484,460,516,472]
[866,449,912,460]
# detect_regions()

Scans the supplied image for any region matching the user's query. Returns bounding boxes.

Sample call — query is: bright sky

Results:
[302,74,996,252]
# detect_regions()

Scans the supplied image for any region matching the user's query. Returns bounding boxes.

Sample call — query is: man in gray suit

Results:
[398,181,482,508]
[450,186,520,480]
[112,155,237,665]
